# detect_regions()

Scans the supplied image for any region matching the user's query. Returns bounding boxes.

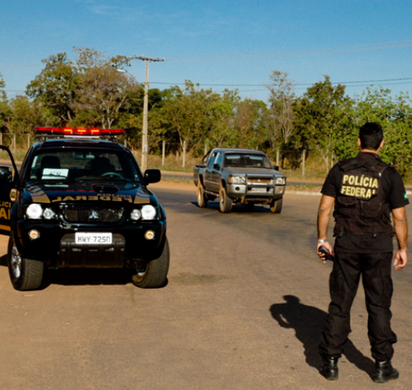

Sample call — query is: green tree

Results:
[207,90,240,148]
[70,64,139,129]
[0,72,6,101]
[26,53,78,126]
[159,81,219,155]
[69,47,141,129]
[266,70,296,148]
[293,75,351,172]
[0,73,9,134]
[234,98,269,150]
[118,88,166,150]
[354,87,412,176]
[1,96,55,149]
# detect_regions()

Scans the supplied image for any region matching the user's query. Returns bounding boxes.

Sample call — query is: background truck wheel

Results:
[132,237,170,288]
[270,198,283,213]
[219,186,232,213]
[7,233,44,291]
[197,182,208,208]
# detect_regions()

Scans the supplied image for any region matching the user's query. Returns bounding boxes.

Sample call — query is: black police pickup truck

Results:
[0,127,169,291]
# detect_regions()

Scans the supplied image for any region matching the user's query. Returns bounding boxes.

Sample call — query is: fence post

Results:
[162,140,165,167]
[27,133,30,150]
[301,149,306,178]
[182,140,186,168]
[0,133,2,146]
[13,134,16,155]
[204,141,208,156]
[276,148,280,167]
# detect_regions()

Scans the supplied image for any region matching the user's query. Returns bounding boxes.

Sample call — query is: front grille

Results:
[247,177,272,184]
[60,205,124,223]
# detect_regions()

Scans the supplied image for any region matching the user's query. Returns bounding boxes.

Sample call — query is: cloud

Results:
[90,4,119,16]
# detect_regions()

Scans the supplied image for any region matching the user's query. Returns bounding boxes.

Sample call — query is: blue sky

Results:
[1,0,412,102]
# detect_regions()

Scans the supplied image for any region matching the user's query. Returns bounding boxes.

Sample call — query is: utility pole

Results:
[131,55,164,172]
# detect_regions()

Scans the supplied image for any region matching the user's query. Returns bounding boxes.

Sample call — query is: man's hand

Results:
[317,195,335,264]
[317,242,333,263]
[394,248,407,271]
[392,207,408,271]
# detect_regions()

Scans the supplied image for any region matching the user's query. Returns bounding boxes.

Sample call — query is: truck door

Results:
[204,151,217,190]
[0,146,19,235]
[210,152,222,192]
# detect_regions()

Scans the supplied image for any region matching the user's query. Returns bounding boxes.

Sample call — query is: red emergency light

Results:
[35,127,125,135]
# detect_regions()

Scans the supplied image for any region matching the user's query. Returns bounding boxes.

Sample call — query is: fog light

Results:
[28,229,40,240]
[144,230,155,240]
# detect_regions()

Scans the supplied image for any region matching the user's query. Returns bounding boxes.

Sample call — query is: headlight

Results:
[228,175,246,184]
[141,205,156,220]
[130,209,142,221]
[275,177,286,185]
[26,204,43,219]
[43,208,55,220]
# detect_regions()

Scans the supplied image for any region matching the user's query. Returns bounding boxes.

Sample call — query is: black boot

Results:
[372,360,399,383]
[320,357,339,380]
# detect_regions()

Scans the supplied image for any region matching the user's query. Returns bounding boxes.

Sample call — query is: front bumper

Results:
[226,183,285,202]
[14,219,166,267]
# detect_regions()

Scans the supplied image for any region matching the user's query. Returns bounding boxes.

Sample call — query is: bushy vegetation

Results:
[1,47,411,177]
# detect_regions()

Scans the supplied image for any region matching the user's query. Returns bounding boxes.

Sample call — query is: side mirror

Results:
[273,165,279,171]
[144,169,161,185]
[0,166,12,182]
[213,164,220,170]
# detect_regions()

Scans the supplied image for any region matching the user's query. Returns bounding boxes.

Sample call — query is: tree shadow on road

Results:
[269,295,375,377]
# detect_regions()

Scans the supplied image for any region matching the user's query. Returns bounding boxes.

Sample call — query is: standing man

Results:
[316,122,408,383]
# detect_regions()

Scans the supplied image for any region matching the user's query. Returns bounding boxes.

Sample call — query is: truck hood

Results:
[222,167,285,177]
[23,181,152,205]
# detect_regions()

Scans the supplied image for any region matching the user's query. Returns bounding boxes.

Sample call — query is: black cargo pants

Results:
[319,250,397,361]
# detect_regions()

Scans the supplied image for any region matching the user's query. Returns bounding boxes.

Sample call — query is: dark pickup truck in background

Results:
[193,148,286,213]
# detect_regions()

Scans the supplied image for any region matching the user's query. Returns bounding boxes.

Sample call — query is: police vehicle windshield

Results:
[27,149,141,183]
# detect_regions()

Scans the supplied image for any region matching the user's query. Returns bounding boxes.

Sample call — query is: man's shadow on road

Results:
[269,295,375,377]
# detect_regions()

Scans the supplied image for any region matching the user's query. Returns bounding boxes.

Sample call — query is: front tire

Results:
[219,186,232,213]
[7,233,44,291]
[270,198,283,213]
[132,238,170,288]
[197,182,208,208]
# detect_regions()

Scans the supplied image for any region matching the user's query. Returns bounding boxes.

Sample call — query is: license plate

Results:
[75,232,112,245]
[250,187,266,193]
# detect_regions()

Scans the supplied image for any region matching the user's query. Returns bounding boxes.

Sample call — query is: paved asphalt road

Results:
[0,184,411,390]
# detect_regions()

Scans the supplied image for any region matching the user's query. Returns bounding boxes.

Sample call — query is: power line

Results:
[5,76,412,97]
[150,76,412,88]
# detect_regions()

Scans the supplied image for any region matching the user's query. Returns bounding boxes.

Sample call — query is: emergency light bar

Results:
[35,127,125,135]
